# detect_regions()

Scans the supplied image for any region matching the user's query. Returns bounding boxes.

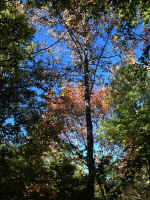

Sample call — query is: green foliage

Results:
[0,0,56,144]
[111,0,150,26]
[0,0,35,143]
[0,144,25,200]
[0,142,45,200]
[0,1,35,64]
[102,64,150,144]
[0,2,62,199]
[98,63,150,198]
[0,125,48,200]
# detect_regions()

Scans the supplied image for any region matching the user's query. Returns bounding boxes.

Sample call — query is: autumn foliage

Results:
[42,83,110,137]
[24,184,56,199]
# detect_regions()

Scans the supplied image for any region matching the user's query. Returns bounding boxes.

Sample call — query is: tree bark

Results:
[84,56,95,200]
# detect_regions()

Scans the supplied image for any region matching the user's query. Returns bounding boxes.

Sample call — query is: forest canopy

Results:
[0,0,150,200]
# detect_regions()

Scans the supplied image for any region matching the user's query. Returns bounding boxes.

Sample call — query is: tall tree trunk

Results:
[84,56,95,200]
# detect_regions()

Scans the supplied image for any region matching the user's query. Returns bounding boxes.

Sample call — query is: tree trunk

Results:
[84,56,95,200]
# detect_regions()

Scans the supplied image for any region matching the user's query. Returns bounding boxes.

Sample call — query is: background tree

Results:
[0,1,62,200]
[0,0,59,144]
[25,1,122,198]
[99,63,150,199]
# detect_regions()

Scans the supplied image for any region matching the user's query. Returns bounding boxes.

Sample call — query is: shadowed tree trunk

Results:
[84,56,95,200]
